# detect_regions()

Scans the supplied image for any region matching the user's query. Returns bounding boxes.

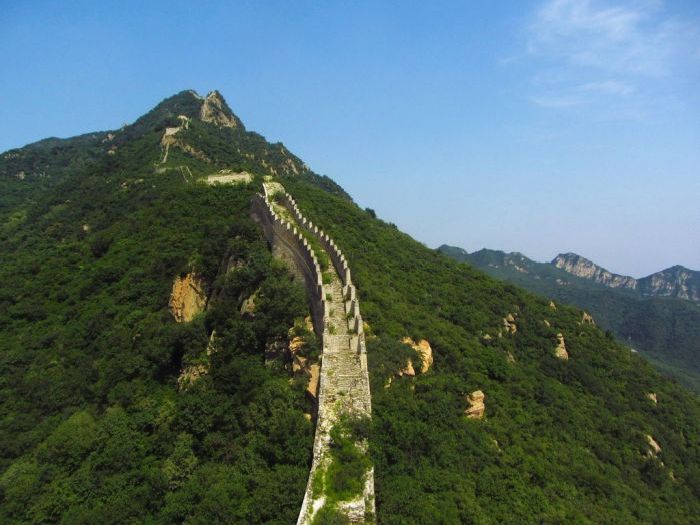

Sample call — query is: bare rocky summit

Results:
[552,253,638,290]
[552,253,699,303]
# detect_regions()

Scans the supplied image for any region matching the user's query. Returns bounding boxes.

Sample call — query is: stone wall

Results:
[251,192,328,335]
[251,185,374,524]
[280,193,367,353]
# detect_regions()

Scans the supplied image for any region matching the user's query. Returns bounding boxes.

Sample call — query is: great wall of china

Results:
[251,181,374,524]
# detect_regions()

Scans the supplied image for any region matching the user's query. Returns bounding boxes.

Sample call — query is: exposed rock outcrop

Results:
[581,311,595,324]
[554,333,569,360]
[169,273,206,322]
[401,337,434,373]
[306,363,320,400]
[177,363,208,391]
[200,90,242,128]
[240,290,258,317]
[465,390,485,419]
[639,266,700,303]
[399,359,416,377]
[647,392,658,405]
[646,434,662,458]
[503,313,517,334]
[552,253,638,290]
[549,301,557,311]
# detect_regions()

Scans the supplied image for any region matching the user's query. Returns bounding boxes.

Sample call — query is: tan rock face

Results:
[307,364,320,400]
[399,359,416,377]
[543,319,551,327]
[465,390,485,419]
[646,434,662,457]
[200,91,240,128]
[581,311,595,324]
[549,301,557,311]
[552,253,638,290]
[169,273,206,322]
[503,314,517,334]
[177,363,208,390]
[240,290,258,317]
[554,333,569,360]
[647,392,658,405]
[401,337,434,373]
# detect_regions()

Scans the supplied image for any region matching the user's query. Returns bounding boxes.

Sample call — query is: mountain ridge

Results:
[552,252,699,302]
[1,90,700,524]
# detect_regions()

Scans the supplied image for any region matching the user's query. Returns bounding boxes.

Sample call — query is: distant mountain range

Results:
[439,245,700,392]
[552,252,700,303]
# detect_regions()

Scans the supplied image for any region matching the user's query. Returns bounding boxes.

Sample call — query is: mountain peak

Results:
[552,253,638,290]
[199,90,243,129]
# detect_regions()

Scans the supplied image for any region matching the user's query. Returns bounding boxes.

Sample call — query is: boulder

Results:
[503,314,517,334]
[581,311,595,324]
[554,333,569,360]
[465,390,485,419]
[399,359,416,377]
[401,337,434,373]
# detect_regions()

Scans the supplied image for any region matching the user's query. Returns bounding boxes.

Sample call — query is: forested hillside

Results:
[283,179,700,524]
[1,90,699,524]
[0,92,317,523]
[439,246,700,393]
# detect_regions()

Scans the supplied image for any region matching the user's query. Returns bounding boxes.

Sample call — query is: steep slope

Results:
[1,90,700,524]
[440,246,700,392]
[0,91,327,523]
[284,181,700,524]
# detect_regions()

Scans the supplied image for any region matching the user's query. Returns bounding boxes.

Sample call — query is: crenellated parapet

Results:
[251,182,374,524]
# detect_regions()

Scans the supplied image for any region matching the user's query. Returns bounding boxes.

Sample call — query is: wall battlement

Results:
[251,182,374,524]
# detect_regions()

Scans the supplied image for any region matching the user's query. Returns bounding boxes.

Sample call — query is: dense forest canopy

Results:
[1,90,699,524]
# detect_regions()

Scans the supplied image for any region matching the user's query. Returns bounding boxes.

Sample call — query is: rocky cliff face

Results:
[552,253,699,303]
[638,265,700,302]
[199,90,243,129]
[552,253,638,290]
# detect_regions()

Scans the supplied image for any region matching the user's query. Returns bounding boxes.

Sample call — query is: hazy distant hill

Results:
[439,245,700,392]
[552,252,700,303]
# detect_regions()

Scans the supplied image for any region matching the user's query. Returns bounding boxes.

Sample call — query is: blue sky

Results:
[2,0,698,276]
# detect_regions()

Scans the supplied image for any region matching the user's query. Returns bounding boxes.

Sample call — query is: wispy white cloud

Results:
[578,80,635,96]
[523,0,700,116]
